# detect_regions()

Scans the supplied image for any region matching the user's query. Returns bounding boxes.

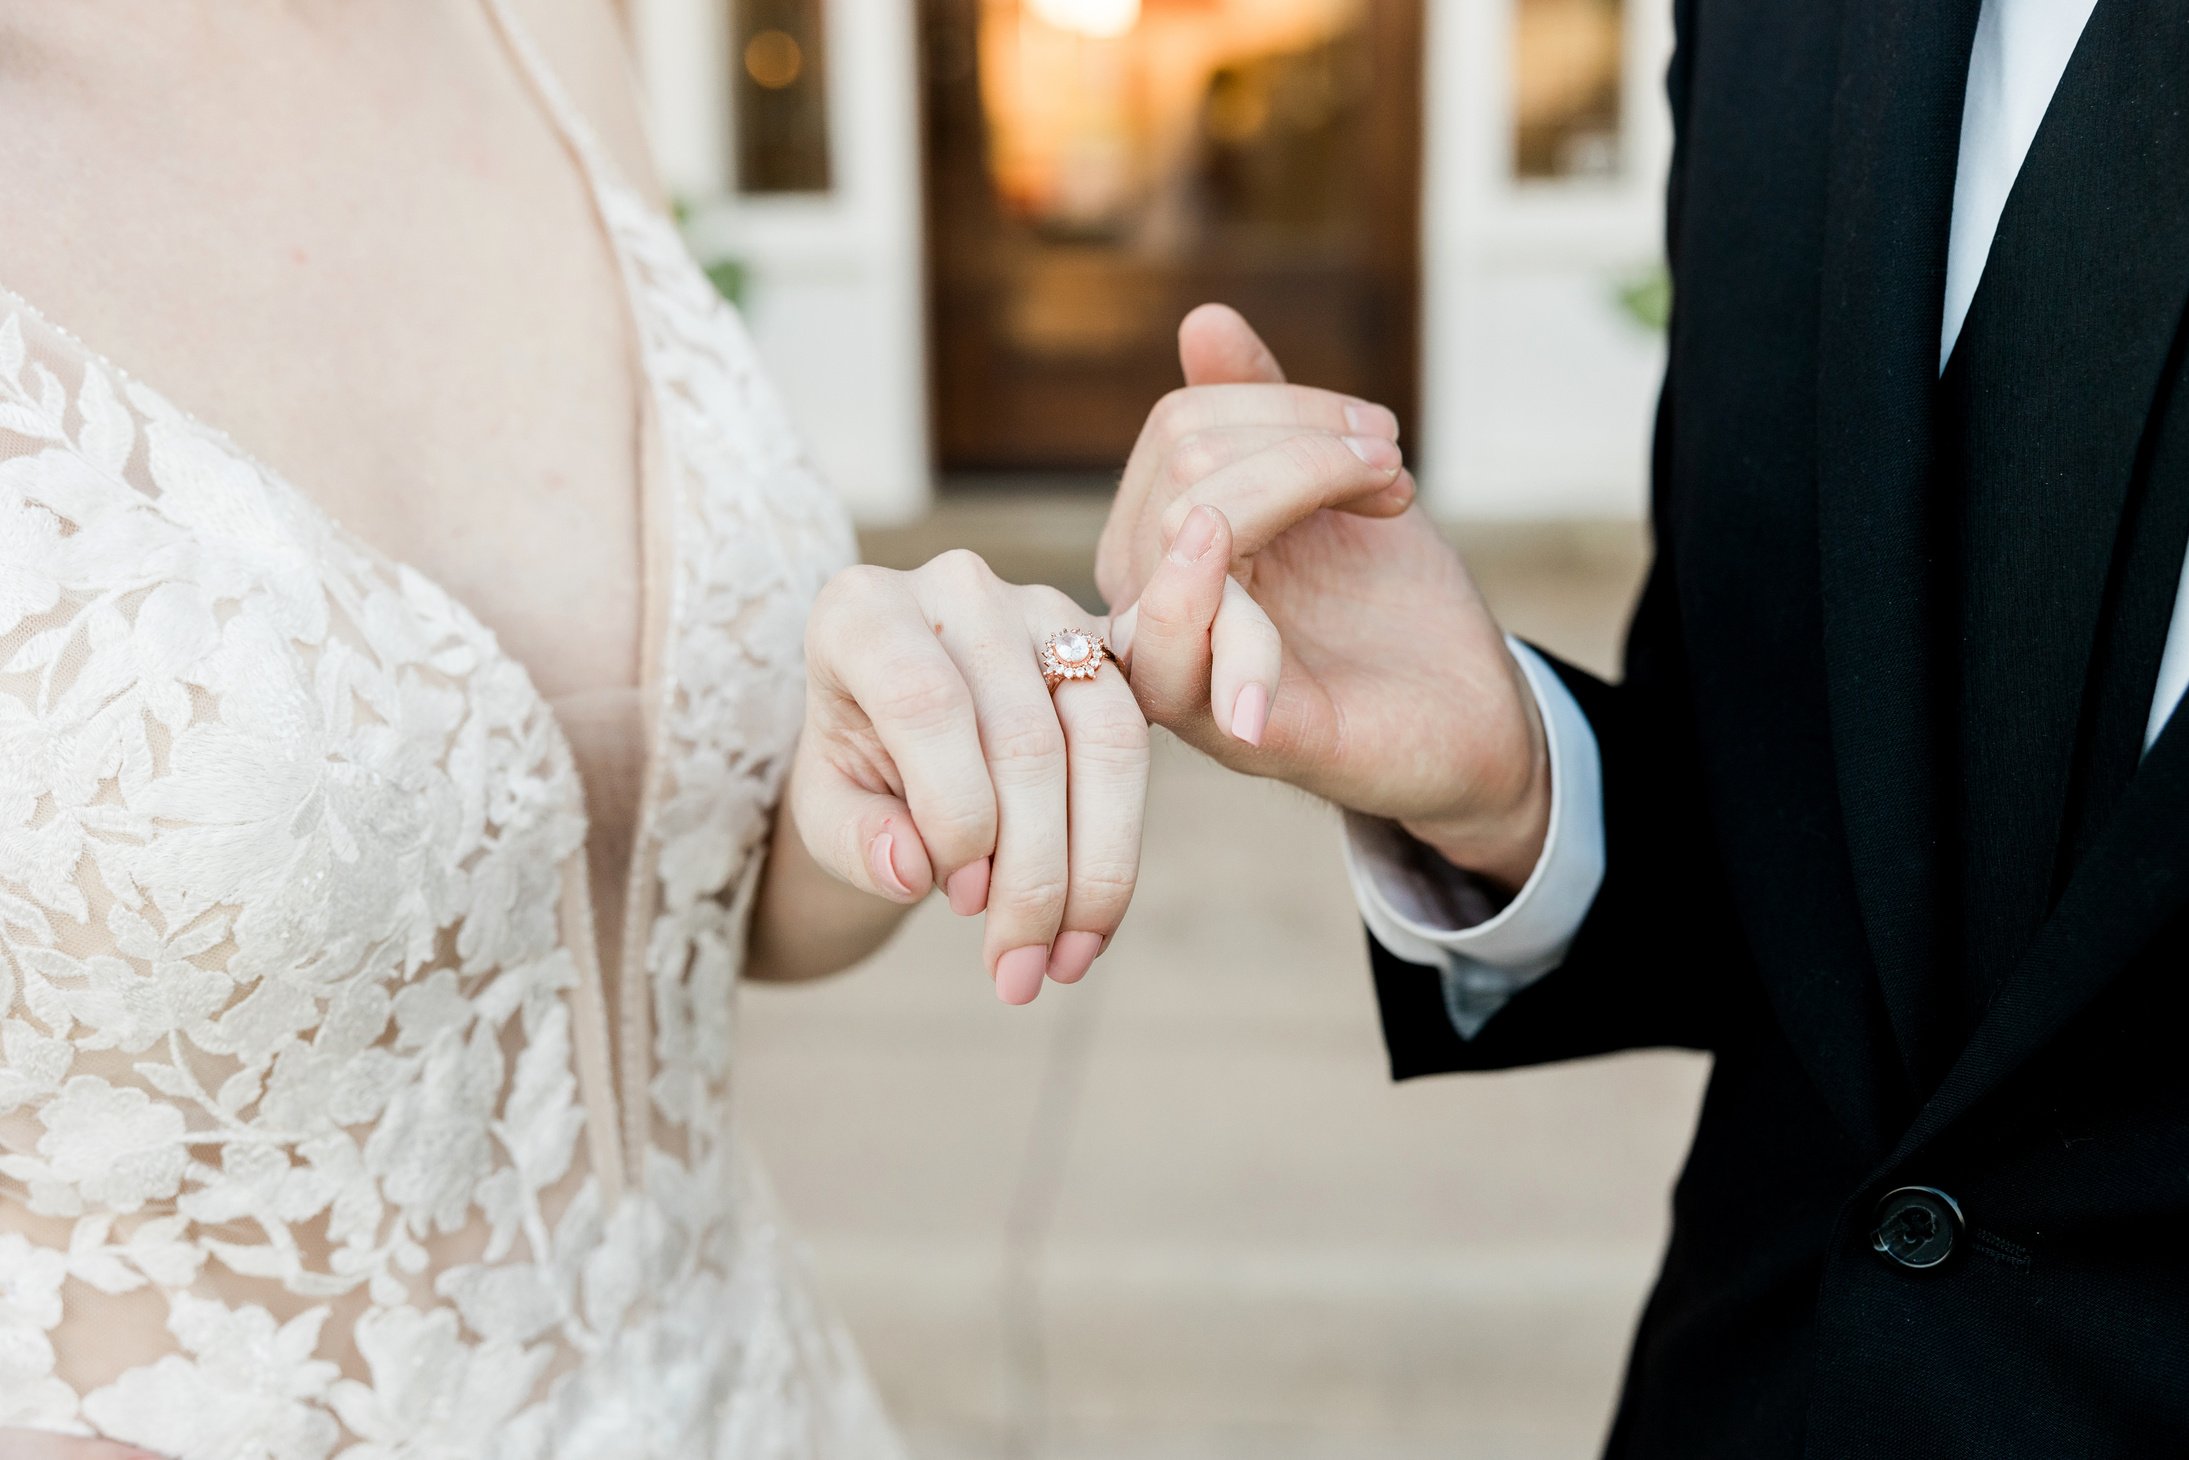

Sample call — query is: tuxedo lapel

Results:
[1886,0,2189,1163]
[1939,0,2189,1022]
[1892,700,2189,1167]
[1814,0,1982,1081]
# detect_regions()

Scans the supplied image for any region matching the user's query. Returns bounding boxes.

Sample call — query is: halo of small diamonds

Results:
[1040,630,1111,689]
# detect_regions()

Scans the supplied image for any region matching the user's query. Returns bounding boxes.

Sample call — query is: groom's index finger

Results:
[1157,432,1414,562]
[1147,383,1397,446]
[1174,307,1401,440]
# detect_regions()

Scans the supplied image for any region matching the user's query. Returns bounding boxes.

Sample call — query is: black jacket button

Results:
[1871,1186,1963,1269]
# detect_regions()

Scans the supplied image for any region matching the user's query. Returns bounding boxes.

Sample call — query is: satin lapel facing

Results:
[1813,0,1983,1082]
[1887,0,2189,1165]
[1937,0,2189,1024]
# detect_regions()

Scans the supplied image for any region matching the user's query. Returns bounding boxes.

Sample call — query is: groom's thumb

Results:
[1179,303,1286,387]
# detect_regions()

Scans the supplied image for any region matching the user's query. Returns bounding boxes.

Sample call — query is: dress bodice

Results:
[0,5,896,1455]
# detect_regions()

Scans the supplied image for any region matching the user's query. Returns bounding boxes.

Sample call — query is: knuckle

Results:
[807,566,902,665]
[916,797,998,858]
[1285,385,1332,424]
[923,547,996,593]
[1164,433,1221,490]
[994,870,1071,922]
[1148,387,1197,441]
[1220,607,1284,658]
[1070,856,1141,903]
[1135,578,1197,633]
[873,671,971,737]
[841,561,900,599]
[1133,600,1185,641]
[1277,431,1340,479]
[811,563,895,625]
[1019,582,1085,623]
[1068,702,1152,762]
[983,705,1068,771]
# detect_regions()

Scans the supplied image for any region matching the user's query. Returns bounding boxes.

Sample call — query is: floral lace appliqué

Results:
[0,8,894,1453]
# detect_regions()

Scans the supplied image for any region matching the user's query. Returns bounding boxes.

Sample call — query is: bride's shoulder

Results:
[500,0,669,211]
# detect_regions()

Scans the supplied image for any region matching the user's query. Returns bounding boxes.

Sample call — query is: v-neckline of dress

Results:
[0,2,676,1193]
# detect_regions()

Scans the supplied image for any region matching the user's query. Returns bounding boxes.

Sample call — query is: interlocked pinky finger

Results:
[1208,577,1283,749]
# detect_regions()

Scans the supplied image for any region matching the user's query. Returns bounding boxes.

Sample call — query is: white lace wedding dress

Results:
[0,6,904,1456]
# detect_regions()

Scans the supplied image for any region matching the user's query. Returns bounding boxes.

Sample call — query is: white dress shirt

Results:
[1349,0,2185,1029]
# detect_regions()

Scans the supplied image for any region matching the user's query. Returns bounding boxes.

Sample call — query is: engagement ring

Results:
[1040,629,1117,691]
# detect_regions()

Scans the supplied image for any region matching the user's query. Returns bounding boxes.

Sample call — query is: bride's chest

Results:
[0,11,649,703]
[3,140,852,1006]
[1,250,847,1221]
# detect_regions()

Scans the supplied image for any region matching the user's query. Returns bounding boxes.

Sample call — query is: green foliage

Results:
[1616,263,1672,333]
[702,258,748,306]
[673,195,748,307]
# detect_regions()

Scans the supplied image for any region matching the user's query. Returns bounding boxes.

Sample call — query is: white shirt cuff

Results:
[1343,639,1607,1037]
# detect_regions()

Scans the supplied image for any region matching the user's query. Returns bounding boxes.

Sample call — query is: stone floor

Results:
[737,494,1708,1460]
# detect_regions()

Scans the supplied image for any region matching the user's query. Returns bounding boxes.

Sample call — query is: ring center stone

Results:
[1054,633,1093,664]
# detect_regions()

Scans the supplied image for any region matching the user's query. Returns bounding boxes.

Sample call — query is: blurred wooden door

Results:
[922,0,1423,472]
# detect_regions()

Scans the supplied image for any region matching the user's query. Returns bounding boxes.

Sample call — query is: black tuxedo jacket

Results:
[1370,1,2189,1454]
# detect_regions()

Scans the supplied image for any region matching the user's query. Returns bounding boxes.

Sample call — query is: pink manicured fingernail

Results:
[1344,435,1404,472]
[868,823,916,899]
[1344,401,1401,440]
[996,946,1048,1004]
[946,858,991,917]
[1230,682,1270,746]
[1048,931,1105,985]
[1167,505,1221,565]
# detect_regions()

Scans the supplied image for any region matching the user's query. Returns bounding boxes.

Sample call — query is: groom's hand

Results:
[1096,311,1415,614]
[1109,306,1553,891]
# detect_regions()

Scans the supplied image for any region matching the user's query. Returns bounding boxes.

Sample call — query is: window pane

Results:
[1513,0,1623,180]
[733,0,833,193]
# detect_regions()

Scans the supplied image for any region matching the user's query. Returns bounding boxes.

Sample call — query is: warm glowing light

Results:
[743,29,805,90]
[1026,0,1143,40]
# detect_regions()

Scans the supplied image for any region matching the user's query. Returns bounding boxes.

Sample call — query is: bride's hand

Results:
[790,551,1148,1003]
